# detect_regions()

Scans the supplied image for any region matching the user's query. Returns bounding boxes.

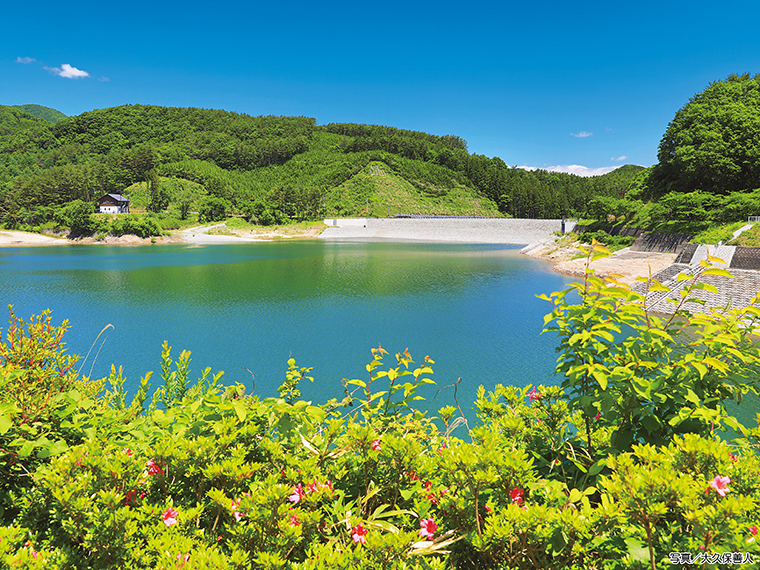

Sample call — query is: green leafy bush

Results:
[56,200,95,235]
[198,196,230,222]
[110,214,163,238]
[578,229,635,251]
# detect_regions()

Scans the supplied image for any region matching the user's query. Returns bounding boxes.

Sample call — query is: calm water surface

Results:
[0,240,575,415]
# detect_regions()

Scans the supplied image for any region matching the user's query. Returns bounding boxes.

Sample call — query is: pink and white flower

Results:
[162,507,179,527]
[707,475,731,497]
[352,523,368,544]
[418,517,438,540]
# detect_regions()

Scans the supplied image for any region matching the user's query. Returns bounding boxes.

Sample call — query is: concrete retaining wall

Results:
[319,218,564,244]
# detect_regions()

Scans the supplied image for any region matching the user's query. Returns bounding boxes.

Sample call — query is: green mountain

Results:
[11,104,67,123]
[0,104,640,227]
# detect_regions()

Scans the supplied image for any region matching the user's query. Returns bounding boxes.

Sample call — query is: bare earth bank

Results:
[523,238,677,286]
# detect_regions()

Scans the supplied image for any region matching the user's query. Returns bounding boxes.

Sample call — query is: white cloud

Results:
[44,63,90,79]
[611,155,628,162]
[570,131,593,138]
[517,164,622,177]
[547,165,621,177]
[16,56,36,64]
[98,76,110,82]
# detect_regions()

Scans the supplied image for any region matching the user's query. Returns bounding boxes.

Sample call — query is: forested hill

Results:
[11,104,67,124]
[0,104,640,227]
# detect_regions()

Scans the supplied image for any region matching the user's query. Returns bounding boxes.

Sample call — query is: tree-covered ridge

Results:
[577,74,760,231]
[652,73,760,197]
[11,104,67,124]
[0,103,643,231]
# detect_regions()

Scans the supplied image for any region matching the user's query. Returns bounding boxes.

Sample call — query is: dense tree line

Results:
[648,73,760,198]
[587,74,760,225]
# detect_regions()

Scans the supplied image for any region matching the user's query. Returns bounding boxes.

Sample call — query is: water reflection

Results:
[1,241,570,418]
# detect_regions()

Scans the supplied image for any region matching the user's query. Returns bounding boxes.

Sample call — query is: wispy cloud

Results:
[611,155,628,162]
[44,63,90,79]
[16,56,36,64]
[98,76,110,82]
[570,131,593,138]
[518,164,622,177]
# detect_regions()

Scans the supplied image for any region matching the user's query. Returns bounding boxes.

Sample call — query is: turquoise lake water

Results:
[2,239,755,428]
[0,240,575,415]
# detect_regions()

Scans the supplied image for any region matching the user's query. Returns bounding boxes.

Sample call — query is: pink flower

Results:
[707,475,731,497]
[177,553,191,566]
[162,507,179,527]
[352,523,368,544]
[510,486,525,506]
[146,460,162,476]
[750,525,758,536]
[124,447,133,457]
[527,388,540,401]
[289,483,305,504]
[231,498,243,521]
[728,452,738,463]
[594,412,601,420]
[418,517,438,540]
[289,514,300,527]
[371,439,382,451]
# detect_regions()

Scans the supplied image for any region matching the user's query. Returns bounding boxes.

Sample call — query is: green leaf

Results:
[625,538,649,563]
[18,439,36,457]
[648,279,670,292]
[0,415,12,435]
[684,389,700,404]
[400,488,416,501]
[703,357,729,373]
[588,460,606,476]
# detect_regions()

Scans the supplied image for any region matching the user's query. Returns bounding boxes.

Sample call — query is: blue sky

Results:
[3,0,760,176]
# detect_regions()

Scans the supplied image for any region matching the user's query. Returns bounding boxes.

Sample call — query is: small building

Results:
[98,194,130,214]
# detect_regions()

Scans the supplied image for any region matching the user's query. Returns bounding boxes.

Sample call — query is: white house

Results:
[98,194,130,214]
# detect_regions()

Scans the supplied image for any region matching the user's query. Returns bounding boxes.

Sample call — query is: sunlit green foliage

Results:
[10,105,67,124]
[651,73,760,198]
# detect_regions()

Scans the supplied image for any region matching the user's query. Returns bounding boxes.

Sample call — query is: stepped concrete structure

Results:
[633,243,760,314]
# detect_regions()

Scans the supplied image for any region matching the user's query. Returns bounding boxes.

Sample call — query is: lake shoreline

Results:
[0,224,324,247]
[0,224,672,286]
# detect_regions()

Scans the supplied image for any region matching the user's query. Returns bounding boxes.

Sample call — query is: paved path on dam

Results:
[319,218,567,244]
